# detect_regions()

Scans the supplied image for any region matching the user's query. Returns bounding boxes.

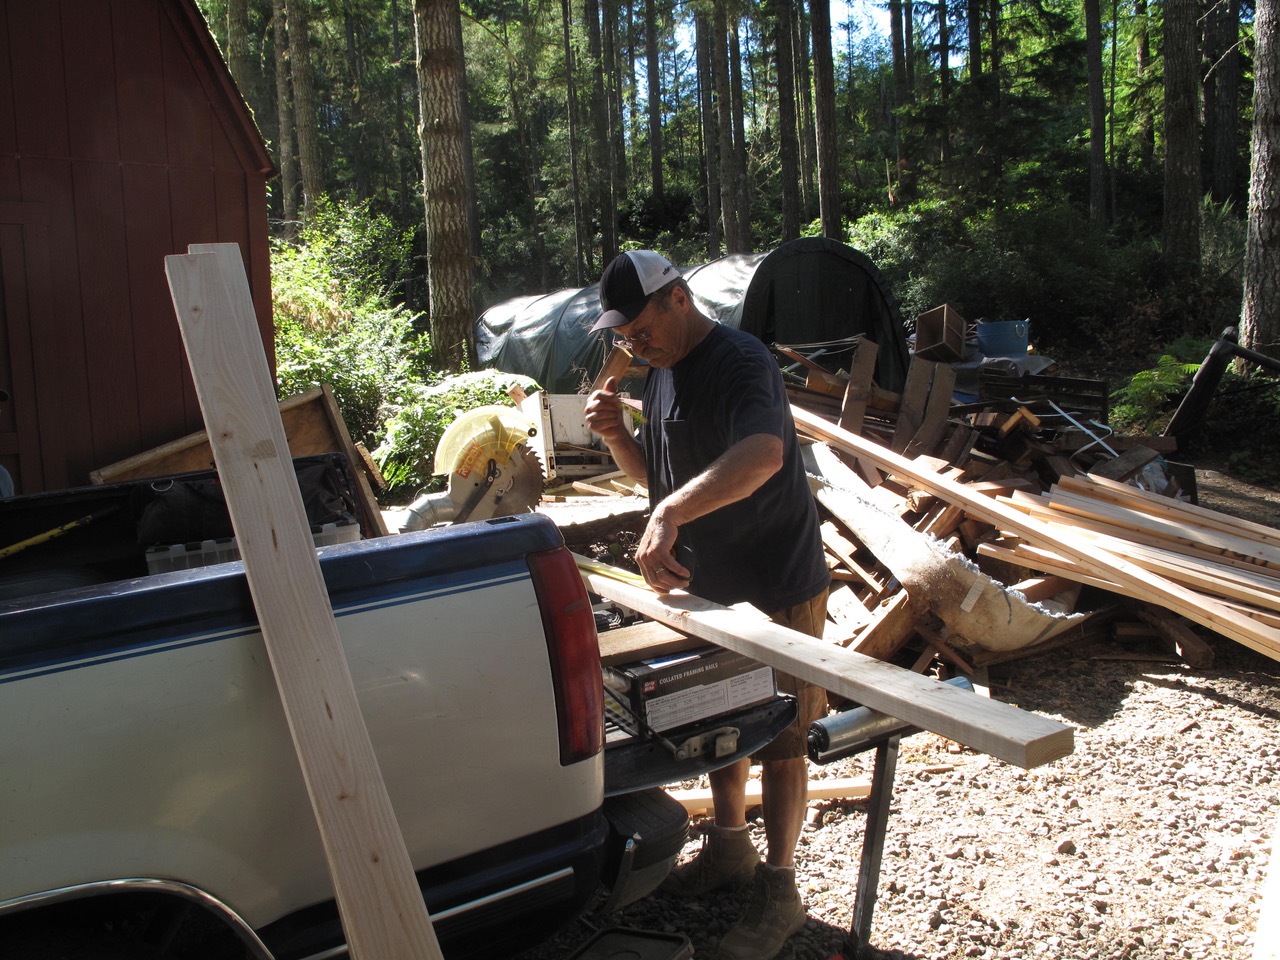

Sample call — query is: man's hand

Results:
[585,377,648,484]
[583,376,628,444]
[635,507,692,593]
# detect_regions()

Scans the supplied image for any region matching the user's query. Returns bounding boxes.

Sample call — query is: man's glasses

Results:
[613,320,653,350]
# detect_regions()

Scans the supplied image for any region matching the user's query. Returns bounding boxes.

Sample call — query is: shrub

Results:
[374,369,541,498]
[271,198,430,448]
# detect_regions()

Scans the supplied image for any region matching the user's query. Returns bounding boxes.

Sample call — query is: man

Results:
[584,250,830,960]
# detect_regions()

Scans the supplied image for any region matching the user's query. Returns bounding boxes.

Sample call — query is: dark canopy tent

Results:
[475,238,910,394]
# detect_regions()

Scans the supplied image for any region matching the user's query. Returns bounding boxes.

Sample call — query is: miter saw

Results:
[399,405,545,531]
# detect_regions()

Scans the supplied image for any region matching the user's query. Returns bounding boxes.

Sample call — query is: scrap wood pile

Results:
[785,338,1280,673]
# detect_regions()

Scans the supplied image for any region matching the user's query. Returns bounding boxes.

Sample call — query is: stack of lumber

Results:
[785,341,1280,670]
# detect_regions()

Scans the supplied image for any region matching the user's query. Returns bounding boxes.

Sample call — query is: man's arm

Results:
[637,432,783,591]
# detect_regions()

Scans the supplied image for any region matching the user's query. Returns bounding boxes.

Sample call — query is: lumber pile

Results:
[786,344,1280,670]
[564,339,1280,675]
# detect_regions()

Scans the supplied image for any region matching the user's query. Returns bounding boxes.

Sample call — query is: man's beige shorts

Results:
[753,587,829,763]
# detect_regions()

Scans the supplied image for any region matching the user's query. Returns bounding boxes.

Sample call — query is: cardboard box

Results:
[606,646,776,733]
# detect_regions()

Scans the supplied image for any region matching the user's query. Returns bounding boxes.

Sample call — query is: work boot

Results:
[658,823,761,896]
[710,863,807,960]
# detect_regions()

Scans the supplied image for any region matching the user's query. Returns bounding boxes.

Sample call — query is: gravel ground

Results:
[522,636,1279,960]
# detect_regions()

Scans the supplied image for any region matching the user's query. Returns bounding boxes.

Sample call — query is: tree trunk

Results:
[810,0,840,238]
[271,0,298,236]
[889,0,907,107]
[795,2,815,222]
[966,0,982,81]
[586,0,617,264]
[729,18,751,250]
[342,6,370,201]
[1209,0,1242,206]
[712,0,744,252]
[226,0,250,95]
[771,0,801,241]
[645,0,664,200]
[561,0,586,285]
[285,0,323,223]
[937,0,950,162]
[904,0,915,99]
[1241,0,1280,352]
[607,0,627,195]
[1085,0,1108,227]
[507,14,548,291]
[937,0,950,100]
[1162,0,1202,279]
[696,10,722,257]
[1133,0,1154,167]
[414,0,477,371]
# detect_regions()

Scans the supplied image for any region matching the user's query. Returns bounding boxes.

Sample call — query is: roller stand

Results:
[823,734,901,960]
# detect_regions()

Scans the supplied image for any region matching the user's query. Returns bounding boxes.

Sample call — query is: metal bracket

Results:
[671,726,740,761]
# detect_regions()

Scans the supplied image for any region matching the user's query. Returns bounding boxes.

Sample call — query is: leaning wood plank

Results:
[851,590,921,659]
[167,246,441,960]
[1045,489,1280,567]
[578,560,1074,769]
[839,338,879,436]
[837,338,883,485]
[1012,498,1280,576]
[1135,603,1215,668]
[669,776,873,815]
[904,362,957,458]
[1057,473,1280,543]
[791,405,1280,662]
[891,358,933,453]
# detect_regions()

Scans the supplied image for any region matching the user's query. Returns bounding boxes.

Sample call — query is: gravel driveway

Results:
[523,637,1278,960]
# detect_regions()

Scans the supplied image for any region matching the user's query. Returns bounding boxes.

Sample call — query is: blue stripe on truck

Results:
[0,513,565,680]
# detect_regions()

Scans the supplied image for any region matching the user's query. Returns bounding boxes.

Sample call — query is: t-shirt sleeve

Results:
[719,343,790,445]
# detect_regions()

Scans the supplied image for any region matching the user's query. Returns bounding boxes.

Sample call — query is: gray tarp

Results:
[475,238,910,394]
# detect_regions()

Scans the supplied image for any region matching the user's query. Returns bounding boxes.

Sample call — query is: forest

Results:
[195,0,1280,486]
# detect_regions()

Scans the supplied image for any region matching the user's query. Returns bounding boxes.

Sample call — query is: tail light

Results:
[527,546,604,765]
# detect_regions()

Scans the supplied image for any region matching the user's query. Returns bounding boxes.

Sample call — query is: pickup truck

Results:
[0,456,790,959]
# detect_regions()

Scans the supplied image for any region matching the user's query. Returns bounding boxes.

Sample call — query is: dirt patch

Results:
[1192,463,1280,529]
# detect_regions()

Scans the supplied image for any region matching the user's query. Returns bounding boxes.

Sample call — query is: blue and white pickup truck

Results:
[0,458,789,959]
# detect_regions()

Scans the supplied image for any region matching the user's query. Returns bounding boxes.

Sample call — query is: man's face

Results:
[613,292,680,369]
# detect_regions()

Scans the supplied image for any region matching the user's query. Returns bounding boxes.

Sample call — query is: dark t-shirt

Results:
[641,323,830,612]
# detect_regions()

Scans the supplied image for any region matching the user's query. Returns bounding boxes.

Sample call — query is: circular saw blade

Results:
[435,406,544,522]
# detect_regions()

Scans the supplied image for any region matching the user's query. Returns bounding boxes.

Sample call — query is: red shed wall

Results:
[0,0,273,494]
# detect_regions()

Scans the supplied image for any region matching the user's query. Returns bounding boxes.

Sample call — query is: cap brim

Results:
[589,304,643,333]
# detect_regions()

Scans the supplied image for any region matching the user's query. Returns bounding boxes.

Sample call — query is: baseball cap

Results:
[590,250,680,332]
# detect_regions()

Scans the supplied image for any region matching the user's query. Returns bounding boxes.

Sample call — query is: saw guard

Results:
[434,406,538,478]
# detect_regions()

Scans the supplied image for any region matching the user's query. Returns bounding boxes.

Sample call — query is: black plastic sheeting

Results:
[475,238,911,395]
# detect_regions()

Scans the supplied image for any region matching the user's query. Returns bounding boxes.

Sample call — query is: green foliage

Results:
[373,369,541,497]
[846,199,1121,348]
[272,198,430,447]
[1109,340,1209,431]
[1110,336,1280,481]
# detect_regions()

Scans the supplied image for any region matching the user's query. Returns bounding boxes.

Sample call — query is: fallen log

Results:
[804,442,1082,652]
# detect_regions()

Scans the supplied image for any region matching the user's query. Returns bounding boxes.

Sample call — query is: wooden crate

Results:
[89,384,388,536]
[980,373,1110,424]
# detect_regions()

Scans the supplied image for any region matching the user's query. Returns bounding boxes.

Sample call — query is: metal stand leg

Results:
[845,734,901,958]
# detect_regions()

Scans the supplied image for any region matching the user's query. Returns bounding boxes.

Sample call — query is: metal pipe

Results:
[808,676,973,764]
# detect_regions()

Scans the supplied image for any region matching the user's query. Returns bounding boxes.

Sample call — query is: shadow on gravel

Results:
[985,655,1141,730]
